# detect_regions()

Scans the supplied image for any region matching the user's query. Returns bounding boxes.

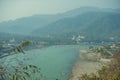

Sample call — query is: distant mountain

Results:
[0,15,60,34]
[33,12,120,40]
[58,6,120,18]
[0,7,120,35]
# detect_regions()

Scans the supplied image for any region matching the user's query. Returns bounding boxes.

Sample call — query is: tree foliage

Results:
[0,41,42,80]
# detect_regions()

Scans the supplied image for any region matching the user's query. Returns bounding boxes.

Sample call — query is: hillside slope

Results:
[33,12,120,40]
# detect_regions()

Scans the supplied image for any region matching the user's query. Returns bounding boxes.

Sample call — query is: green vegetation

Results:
[0,41,42,80]
[0,41,31,59]
[33,12,120,42]
[0,8,120,42]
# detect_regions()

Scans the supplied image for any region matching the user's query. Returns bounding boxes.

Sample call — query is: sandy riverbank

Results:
[69,50,103,80]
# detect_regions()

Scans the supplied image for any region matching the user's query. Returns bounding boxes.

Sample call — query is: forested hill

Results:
[0,7,120,41]
[32,12,120,41]
[0,7,119,35]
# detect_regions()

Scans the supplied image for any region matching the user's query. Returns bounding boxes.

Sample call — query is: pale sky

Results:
[0,0,120,22]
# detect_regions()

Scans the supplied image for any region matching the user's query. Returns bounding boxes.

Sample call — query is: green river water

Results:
[5,45,90,80]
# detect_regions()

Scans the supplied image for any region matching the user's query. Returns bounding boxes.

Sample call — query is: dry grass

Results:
[78,48,120,80]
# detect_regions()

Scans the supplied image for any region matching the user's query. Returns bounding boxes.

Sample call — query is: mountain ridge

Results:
[32,12,120,40]
[0,6,120,39]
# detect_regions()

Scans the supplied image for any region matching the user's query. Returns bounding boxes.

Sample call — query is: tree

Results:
[0,41,42,80]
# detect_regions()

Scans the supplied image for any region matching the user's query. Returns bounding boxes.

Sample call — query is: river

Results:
[7,45,90,80]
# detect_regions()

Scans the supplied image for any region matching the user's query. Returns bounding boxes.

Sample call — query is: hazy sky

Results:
[0,0,120,22]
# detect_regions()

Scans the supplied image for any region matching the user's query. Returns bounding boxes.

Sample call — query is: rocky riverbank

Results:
[69,49,107,80]
[69,60,102,80]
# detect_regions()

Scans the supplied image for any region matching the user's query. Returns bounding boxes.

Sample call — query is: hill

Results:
[0,15,59,34]
[0,7,119,35]
[33,12,120,41]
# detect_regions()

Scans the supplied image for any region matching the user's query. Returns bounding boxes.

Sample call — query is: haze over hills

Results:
[0,15,60,34]
[0,7,120,41]
[57,7,120,18]
[33,12,120,40]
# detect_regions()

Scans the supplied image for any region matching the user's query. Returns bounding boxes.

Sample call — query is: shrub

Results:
[79,48,120,80]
